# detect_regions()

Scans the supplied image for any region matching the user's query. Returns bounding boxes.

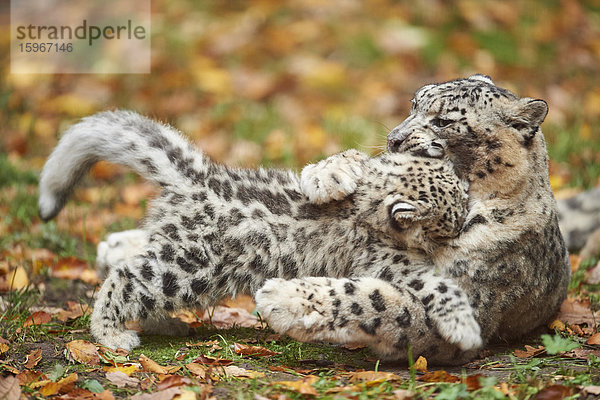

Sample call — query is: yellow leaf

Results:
[272,375,319,395]
[222,365,265,379]
[413,356,428,373]
[0,343,8,354]
[549,319,566,332]
[103,364,140,376]
[39,373,77,396]
[139,354,180,374]
[549,175,565,191]
[7,266,29,291]
[348,371,402,384]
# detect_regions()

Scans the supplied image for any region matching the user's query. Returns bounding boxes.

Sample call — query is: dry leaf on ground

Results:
[66,340,101,366]
[24,348,42,369]
[222,365,265,379]
[39,373,77,396]
[534,384,573,399]
[557,298,600,327]
[514,345,546,358]
[139,354,180,374]
[54,388,115,399]
[191,354,233,366]
[0,375,21,400]
[413,355,427,372]
[185,363,208,379]
[418,370,461,383]
[106,371,140,388]
[130,387,181,400]
[348,371,402,383]
[156,375,191,391]
[587,332,600,345]
[233,343,279,357]
[23,311,52,328]
[271,375,319,396]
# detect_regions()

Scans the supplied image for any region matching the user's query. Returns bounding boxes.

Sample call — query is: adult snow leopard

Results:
[38,110,481,360]
[275,74,570,364]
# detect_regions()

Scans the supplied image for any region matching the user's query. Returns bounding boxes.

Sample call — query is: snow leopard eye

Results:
[432,117,453,128]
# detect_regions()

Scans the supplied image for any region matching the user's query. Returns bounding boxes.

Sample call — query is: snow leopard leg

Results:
[300,149,369,203]
[255,277,481,361]
[90,255,190,350]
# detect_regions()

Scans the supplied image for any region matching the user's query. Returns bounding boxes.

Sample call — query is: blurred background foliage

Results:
[1,0,600,188]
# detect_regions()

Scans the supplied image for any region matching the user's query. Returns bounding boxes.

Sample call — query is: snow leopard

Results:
[38,110,481,359]
[262,74,570,364]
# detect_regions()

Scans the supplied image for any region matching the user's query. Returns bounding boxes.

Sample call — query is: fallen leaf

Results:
[139,354,180,374]
[0,343,8,354]
[185,363,208,379]
[51,257,99,284]
[393,389,414,399]
[233,343,279,357]
[191,354,233,366]
[156,375,190,391]
[561,347,600,360]
[418,370,461,383]
[56,302,89,321]
[39,373,78,396]
[548,319,565,332]
[514,345,546,358]
[54,388,115,399]
[0,375,21,400]
[222,365,265,379]
[558,298,600,327]
[66,340,101,366]
[413,356,427,373]
[220,295,256,313]
[185,340,219,347]
[200,306,262,329]
[463,374,483,391]
[103,364,140,376]
[105,371,140,388]
[24,348,42,369]
[6,266,29,291]
[23,311,52,328]
[587,332,600,345]
[581,386,600,396]
[130,387,181,400]
[348,371,402,383]
[272,375,319,396]
[534,384,572,399]
[16,370,47,386]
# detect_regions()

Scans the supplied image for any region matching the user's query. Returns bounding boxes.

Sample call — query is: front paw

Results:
[255,278,331,340]
[300,150,367,204]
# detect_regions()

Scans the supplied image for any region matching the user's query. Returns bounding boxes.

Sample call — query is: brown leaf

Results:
[185,340,219,347]
[66,340,100,366]
[418,370,461,383]
[348,371,402,383]
[557,298,600,327]
[271,375,319,396]
[514,345,546,358]
[0,343,8,355]
[534,384,573,400]
[39,373,77,396]
[185,363,208,379]
[23,311,52,328]
[220,295,256,313]
[139,354,180,374]
[587,332,600,345]
[17,370,47,386]
[56,301,89,322]
[24,348,42,369]
[156,375,190,391]
[340,343,367,350]
[191,354,233,366]
[233,343,279,357]
[581,386,600,396]
[561,347,600,360]
[130,387,181,400]
[55,388,115,400]
[105,371,140,388]
[0,375,21,400]
[463,374,483,391]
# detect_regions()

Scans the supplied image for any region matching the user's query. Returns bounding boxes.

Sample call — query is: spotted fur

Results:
[38,110,479,356]
[290,75,570,364]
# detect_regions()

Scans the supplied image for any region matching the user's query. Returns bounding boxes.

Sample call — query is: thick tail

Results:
[39,110,206,221]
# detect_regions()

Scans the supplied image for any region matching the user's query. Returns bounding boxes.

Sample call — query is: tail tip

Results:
[38,195,59,222]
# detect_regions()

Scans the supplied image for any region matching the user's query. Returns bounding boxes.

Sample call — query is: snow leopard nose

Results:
[387,117,413,152]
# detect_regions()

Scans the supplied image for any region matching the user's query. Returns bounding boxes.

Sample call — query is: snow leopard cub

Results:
[38,110,479,355]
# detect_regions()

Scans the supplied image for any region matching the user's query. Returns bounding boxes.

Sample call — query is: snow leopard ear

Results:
[467,74,494,85]
[505,98,548,144]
